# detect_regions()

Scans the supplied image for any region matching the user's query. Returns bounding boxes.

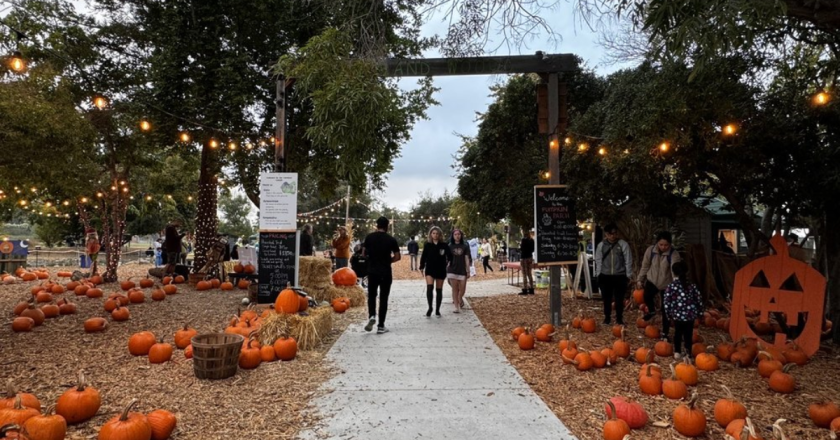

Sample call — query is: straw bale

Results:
[305,286,331,303]
[258,307,333,351]
[330,285,366,307]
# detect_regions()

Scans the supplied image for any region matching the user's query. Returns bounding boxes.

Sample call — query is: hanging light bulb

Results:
[598,146,607,156]
[96,192,104,198]
[93,96,108,110]
[577,143,589,152]
[723,124,737,135]
[659,142,670,153]
[80,197,88,203]
[145,195,152,201]
[9,51,25,73]
[813,90,830,106]
[139,120,152,131]
[179,132,191,143]
[209,139,219,149]
[228,141,237,151]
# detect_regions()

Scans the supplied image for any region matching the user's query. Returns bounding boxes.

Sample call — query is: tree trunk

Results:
[102,172,129,283]
[193,145,219,275]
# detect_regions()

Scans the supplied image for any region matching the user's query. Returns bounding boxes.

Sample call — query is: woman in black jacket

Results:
[419,226,450,317]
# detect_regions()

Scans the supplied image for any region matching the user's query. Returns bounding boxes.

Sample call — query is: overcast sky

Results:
[379,5,626,211]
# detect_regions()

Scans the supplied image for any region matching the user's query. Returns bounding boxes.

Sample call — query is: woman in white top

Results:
[480,238,494,274]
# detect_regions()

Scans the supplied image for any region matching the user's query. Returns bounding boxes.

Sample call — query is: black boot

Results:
[529,288,535,295]
[435,289,443,316]
[519,287,529,296]
[425,284,433,317]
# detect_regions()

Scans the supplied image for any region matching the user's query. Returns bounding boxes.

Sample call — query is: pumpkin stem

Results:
[758,350,773,361]
[0,425,24,436]
[12,395,22,410]
[721,384,734,400]
[4,381,14,399]
[606,400,619,421]
[782,363,796,373]
[620,326,626,342]
[76,371,87,392]
[772,418,788,440]
[744,417,759,437]
[645,364,655,378]
[119,398,140,422]
[686,391,698,409]
[644,349,655,365]
[669,363,678,380]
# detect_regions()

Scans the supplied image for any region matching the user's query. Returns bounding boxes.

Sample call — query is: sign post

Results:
[258,172,299,304]
[534,185,577,326]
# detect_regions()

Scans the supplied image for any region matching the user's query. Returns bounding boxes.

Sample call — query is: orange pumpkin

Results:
[174,325,197,349]
[146,409,177,440]
[129,331,157,356]
[274,336,298,361]
[274,287,300,314]
[237,279,250,289]
[98,399,151,440]
[220,282,234,291]
[331,268,358,286]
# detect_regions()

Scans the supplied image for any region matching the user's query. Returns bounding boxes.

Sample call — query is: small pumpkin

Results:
[239,337,262,369]
[331,267,358,286]
[97,399,151,440]
[0,384,40,411]
[120,280,136,291]
[644,325,660,339]
[654,340,673,357]
[675,357,698,386]
[673,392,706,437]
[111,305,130,322]
[274,336,298,361]
[830,416,840,434]
[715,385,747,428]
[639,365,662,396]
[11,317,34,333]
[757,351,784,378]
[581,317,597,333]
[808,401,840,428]
[274,286,300,314]
[148,338,173,364]
[298,294,309,312]
[604,396,648,429]
[518,328,535,350]
[589,350,607,368]
[84,318,107,333]
[129,332,157,356]
[34,292,53,304]
[332,299,349,313]
[151,288,166,301]
[209,278,221,288]
[511,326,526,341]
[163,285,177,295]
[260,345,277,363]
[237,279,250,289]
[695,352,719,372]
[173,275,185,284]
[768,364,796,394]
[196,280,212,291]
[725,417,762,440]
[56,371,101,424]
[184,345,193,359]
[220,282,234,291]
[23,404,66,440]
[85,288,104,298]
[58,300,77,315]
[233,263,244,273]
[128,290,145,304]
[663,364,688,400]
[0,396,39,428]
[632,288,645,304]
[613,328,631,359]
[603,400,631,440]
[535,326,553,342]
[174,325,197,349]
[139,277,154,289]
[243,264,255,274]
[146,409,176,440]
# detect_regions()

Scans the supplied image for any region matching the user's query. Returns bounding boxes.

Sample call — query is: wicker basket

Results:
[191,333,244,380]
[188,273,207,286]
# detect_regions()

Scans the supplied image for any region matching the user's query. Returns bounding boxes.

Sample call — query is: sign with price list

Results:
[533,185,577,265]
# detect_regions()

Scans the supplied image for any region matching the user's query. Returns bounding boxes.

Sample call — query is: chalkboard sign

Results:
[534,185,577,265]
[257,232,299,304]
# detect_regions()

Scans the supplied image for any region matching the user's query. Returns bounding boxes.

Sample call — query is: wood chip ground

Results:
[470,288,840,440]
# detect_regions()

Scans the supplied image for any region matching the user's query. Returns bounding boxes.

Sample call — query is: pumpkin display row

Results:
[0,373,177,440]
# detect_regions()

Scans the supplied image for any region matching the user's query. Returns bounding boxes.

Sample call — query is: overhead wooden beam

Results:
[384,52,578,77]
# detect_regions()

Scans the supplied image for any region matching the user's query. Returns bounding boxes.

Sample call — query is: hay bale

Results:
[330,285,366,307]
[258,307,333,351]
[306,286,331,303]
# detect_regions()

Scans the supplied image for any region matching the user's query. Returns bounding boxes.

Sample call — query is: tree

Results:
[455,68,604,229]
[405,191,455,240]
[33,217,72,248]
[218,193,256,241]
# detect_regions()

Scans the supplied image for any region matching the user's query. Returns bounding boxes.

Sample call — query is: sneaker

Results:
[376,327,389,334]
[364,317,376,332]
[518,291,530,296]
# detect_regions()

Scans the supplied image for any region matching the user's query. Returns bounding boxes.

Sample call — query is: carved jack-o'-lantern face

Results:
[730,235,825,356]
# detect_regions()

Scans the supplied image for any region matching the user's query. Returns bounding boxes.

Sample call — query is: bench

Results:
[502,261,547,287]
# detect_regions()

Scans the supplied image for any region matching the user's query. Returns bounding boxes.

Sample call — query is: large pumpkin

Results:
[331,268,357,286]
[274,287,300,314]
[730,235,826,357]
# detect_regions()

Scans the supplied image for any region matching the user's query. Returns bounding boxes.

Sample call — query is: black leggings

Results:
[673,320,694,354]
[367,273,393,327]
[643,281,670,337]
[597,274,626,324]
[482,256,493,273]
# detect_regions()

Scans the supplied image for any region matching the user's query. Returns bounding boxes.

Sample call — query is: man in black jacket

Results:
[300,224,314,256]
[407,236,419,271]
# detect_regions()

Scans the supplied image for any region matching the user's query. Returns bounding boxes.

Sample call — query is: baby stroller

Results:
[350,245,368,288]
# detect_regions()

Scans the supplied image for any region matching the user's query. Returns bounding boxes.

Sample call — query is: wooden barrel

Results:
[188,273,206,286]
[191,333,244,380]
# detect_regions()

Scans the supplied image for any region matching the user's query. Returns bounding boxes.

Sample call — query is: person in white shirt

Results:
[480,238,494,273]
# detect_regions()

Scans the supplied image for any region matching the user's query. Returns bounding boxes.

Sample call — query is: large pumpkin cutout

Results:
[730,235,825,357]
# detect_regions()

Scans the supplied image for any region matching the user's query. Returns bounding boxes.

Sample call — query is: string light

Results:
[577,143,589,152]
[813,90,830,105]
[598,146,607,156]
[723,124,737,135]
[659,142,670,153]
[564,137,572,146]
[179,132,191,143]
[145,195,152,201]
[228,141,237,151]
[209,139,219,149]
[245,142,253,150]
[549,139,558,148]
[9,51,25,72]
[93,96,108,110]
[543,171,550,179]
[80,197,88,203]
[139,120,152,131]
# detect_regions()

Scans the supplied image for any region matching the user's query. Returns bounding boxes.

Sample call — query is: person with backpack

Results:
[593,223,633,325]
[637,230,682,341]
[663,261,703,358]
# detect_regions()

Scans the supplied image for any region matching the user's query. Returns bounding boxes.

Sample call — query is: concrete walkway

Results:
[299,278,577,440]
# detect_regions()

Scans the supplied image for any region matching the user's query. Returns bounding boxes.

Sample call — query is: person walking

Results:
[447,229,472,313]
[332,226,351,269]
[663,261,703,358]
[153,238,162,267]
[519,228,535,295]
[481,238,494,273]
[418,226,450,317]
[300,224,314,257]
[407,236,420,271]
[163,223,185,275]
[363,217,401,334]
[637,230,681,341]
[593,223,633,325]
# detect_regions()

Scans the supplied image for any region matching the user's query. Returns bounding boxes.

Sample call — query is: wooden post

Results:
[275,76,286,172]
[547,75,569,327]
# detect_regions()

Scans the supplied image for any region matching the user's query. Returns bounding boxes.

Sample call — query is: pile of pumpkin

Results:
[0,373,176,440]
[1,267,54,284]
[223,301,300,368]
[601,386,840,439]
[11,276,186,334]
